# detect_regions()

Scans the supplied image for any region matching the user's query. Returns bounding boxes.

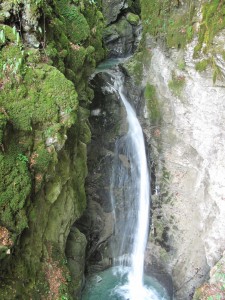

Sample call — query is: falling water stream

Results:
[82,61,170,300]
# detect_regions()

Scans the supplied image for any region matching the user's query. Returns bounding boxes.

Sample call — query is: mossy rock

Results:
[0,145,31,236]
[140,0,195,49]
[0,62,78,132]
[0,24,19,46]
[194,0,225,55]
[144,83,161,125]
[124,49,151,84]
[68,45,87,72]
[55,0,90,44]
[126,13,140,26]
[0,0,104,297]
[195,59,209,72]
[0,110,8,144]
[116,17,132,37]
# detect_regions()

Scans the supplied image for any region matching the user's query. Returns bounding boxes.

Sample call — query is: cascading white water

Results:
[109,70,153,300]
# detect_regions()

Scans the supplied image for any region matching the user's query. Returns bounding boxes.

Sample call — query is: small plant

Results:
[168,71,185,96]
[17,153,28,163]
[45,127,54,137]
[195,59,209,72]
[2,53,25,81]
[177,59,186,70]
[65,107,73,114]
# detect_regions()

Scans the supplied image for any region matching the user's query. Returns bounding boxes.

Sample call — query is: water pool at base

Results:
[81,267,170,300]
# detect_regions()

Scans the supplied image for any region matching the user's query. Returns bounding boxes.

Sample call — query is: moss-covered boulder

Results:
[126,12,140,26]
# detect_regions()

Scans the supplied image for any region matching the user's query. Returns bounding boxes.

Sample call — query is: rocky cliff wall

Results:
[131,0,225,299]
[143,40,225,299]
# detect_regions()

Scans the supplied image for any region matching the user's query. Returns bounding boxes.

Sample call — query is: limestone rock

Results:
[143,41,225,299]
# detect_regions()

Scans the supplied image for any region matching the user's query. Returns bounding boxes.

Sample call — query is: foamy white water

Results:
[110,70,151,299]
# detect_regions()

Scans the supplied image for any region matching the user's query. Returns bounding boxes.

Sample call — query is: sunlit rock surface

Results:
[143,39,225,299]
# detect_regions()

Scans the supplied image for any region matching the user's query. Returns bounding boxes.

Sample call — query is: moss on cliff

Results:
[168,71,185,96]
[140,0,195,49]
[140,0,225,83]
[194,0,225,56]
[144,83,161,125]
[0,0,105,298]
[44,0,105,81]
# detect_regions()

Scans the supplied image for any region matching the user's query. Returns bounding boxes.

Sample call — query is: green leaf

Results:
[13,26,16,35]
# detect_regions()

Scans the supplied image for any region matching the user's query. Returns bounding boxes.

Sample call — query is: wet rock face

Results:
[103,17,141,58]
[102,0,141,57]
[102,0,140,25]
[77,71,125,272]
[102,0,126,25]
[66,227,87,299]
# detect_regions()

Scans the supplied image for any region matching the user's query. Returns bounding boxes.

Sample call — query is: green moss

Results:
[0,63,78,132]
[177,59,186,70]
[55,0,90,44]
[1,43,25,80]
[126,13,140,26]
[144,83,161,125]
[222,51,225,61]
[43,0,104,93]
[33,147,53,173]
[0,111,8,145]
[0,0,104,297]
[116,18,131,36]
[125,48,151,84]
[140,0,195,49]
[140,0,168,37]
[79,121,91,144]
[194,0,225,56]
[0,142,31,236]
[26,49,41,64]
[167,14,194,49]
[0,24,19,46]
[68,46,87,72]
[195,59,209,72]
[168,72,185,96]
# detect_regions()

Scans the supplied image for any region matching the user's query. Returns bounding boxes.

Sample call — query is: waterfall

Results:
[109,69,153,300]
[82,62,170,300]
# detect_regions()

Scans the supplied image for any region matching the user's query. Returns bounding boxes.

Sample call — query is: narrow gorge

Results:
[0,1,225,300]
